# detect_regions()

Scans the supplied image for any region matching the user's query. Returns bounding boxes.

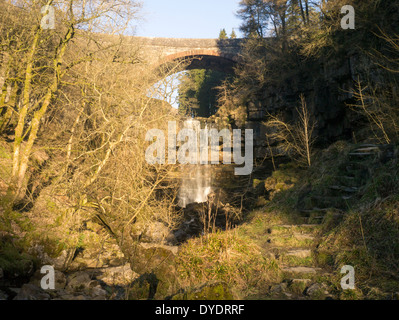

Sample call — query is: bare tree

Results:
[348,77,397,144]
[264,94,316,167]
[0,0,141,201]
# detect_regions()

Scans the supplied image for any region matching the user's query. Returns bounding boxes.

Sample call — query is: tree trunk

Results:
[298,0,307,24]
[9,24,74,200]
[10,27,42,199]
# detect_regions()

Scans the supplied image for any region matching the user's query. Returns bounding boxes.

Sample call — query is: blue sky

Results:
[135,0,243,38]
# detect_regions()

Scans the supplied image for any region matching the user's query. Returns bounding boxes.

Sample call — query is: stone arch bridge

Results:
[119,37,244,74]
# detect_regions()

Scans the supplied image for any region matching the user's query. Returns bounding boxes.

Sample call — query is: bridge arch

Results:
[159,49,238,74]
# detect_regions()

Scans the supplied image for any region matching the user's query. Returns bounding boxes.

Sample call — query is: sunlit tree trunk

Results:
[10,23,74,200]
[10,26,42,199]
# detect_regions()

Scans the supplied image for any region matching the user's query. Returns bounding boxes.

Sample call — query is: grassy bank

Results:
[175,141,399,300]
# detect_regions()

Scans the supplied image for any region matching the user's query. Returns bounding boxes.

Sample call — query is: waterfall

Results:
[177,165,212,208]
[177,119,212,208]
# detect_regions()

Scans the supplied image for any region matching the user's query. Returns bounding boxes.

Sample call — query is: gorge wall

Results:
[244,51,390,154]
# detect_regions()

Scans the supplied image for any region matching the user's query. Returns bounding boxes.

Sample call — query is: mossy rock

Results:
[288,279,311,295]
[128,243,177,274]
[170,282,235,300]
[0,239,37,283]
[128,271,181,300]
[315,251,335,267]
[125,242,180,300]
[128,273,156,300]
[305,283,331,300]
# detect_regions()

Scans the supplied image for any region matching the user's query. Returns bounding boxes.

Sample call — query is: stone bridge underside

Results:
[126,37,243,73]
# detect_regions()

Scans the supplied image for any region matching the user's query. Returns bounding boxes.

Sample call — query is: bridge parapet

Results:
[104,36,244,71]
[135,37,242,65]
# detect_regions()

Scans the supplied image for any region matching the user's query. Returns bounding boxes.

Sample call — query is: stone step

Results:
[329,185,358,193]
[282,266,322,275]
[293,233,315,241]
[345,162,368,170]
[305,196,347,210]
[300,207,345,215]
[272,225,320,237]
[307,216,325,223]
[276,224,320,229]
[336,176,361,188]
[286,249,312,259]
[340,175,355,180]
[266,233,316,248]
[349,152,377,157]
[353,144,380,148]
[290,278,312,285]
[300,208,328,214]
[351,146,380,153]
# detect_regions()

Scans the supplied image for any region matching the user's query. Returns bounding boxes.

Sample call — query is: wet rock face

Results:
[174,203,206,242]
[178,165,212,208]
[173,164,251,243]
[173,197,243,244]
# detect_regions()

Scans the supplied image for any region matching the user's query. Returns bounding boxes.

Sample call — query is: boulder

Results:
[270,282,290,298]
[139,243,179,255]
[13,284,50,300]
[305,283,330,299]
[66,271,92,291]
[125,242,179,300]
[289,279,312,295]
[91,287,107,299]
[96,264,138,286]
[144,222,176,244]
[131,221,177,245]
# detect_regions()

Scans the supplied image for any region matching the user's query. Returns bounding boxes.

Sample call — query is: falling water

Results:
[177,119,213,208]
[177,165,212,208]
